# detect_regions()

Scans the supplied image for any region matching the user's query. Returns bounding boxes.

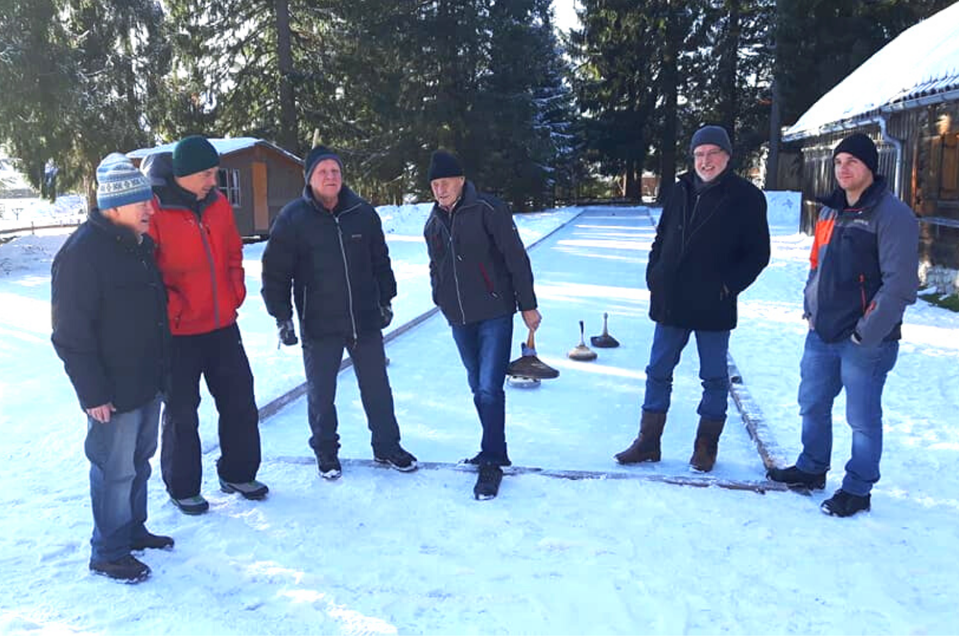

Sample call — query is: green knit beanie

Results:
[172,135,220,177]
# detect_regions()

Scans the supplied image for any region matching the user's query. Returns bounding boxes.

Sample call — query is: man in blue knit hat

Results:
[52,152,173,583]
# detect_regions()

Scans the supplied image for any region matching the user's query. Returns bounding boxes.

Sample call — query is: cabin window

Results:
[217,168,241,206]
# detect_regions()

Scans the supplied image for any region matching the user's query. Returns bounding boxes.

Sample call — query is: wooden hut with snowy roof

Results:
[127,137,303,238]
[783,1,959,293]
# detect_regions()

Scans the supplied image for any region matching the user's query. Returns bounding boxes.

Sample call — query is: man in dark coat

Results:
[52,153,173,583]
[615,125,770,472]
[768,133,918,517]
[423,150,542,500]
[261,146,417,479]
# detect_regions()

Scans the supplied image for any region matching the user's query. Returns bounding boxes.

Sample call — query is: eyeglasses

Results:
[693,149,726,160]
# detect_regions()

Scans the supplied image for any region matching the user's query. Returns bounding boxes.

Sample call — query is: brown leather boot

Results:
[689,417,726,472]
[614,411,667,464]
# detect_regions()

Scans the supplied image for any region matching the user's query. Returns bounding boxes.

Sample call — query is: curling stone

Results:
[568,320,598,361]
[507,329,560,388]
[590,312,620,348]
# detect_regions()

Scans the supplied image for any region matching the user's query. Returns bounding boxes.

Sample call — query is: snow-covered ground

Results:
[1,192,958,635]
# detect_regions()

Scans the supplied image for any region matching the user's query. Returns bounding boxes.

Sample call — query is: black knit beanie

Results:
[689,125,732,156]
[833,133,879,175]
[172,136,220,177]
[304,145,343,182]
[427,150,464,182]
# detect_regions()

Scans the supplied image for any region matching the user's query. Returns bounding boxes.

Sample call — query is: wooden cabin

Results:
[782,2,959,293]
[128,138,303,237]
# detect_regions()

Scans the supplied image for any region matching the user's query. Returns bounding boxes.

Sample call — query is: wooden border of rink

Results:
[727,355,788,473]
[257,207,587,422]
[272,455,788,495]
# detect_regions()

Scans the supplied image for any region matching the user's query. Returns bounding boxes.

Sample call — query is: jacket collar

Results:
[818,175,888,211]
[302,183,363,214]
[88,207,152,249]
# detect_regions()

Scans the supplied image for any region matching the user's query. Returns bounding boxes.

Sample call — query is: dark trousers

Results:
[86,396,160,562]
[451,314,514,465]
[302,330,401,456]
[161,323,260,499]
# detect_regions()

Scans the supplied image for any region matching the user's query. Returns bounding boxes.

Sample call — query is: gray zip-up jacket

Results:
[804,177,919,346]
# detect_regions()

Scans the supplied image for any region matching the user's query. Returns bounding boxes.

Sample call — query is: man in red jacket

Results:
[147,135,267,515]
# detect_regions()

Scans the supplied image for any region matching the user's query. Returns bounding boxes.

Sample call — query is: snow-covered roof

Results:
[783,1,959,141]
[126,137,302,165]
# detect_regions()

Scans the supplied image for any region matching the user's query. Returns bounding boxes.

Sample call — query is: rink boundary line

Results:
[257,206,598,422]
[270,455,788,495]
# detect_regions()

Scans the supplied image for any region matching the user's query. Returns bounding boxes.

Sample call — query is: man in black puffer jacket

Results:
[261,146,416,479]
[615,125,770,473]
[423,150,542,500]
[52,153,172,583]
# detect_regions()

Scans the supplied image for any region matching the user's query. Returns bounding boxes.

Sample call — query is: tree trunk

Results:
[275,0,297,151]
[718,0,741,147]
[765,0,782,190]
[659,0,680,202]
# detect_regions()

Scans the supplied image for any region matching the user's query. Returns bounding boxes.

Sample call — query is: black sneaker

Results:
[821,489,871,517]
[374,446,418,472]
[90,554,151,583]
[219,478,269,500]
[766,465,826,491]
[316,450,342,480]
[170,494,209,515]
[461,452,512,467]
[473,464,503,500]
[131,532,174,551]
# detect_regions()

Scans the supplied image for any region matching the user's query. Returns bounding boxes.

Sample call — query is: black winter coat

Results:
[424,181,537,325]
[261,185,397,340]
[647,170,770,331]
[51,209,170,412]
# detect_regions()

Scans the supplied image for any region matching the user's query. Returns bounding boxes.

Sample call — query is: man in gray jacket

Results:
[768,133,919,517]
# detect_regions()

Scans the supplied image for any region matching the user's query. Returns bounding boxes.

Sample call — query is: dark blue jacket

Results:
[51,210,170,412]
[261,184,396,340]
[804,177,919,345]
[424,181,537,326]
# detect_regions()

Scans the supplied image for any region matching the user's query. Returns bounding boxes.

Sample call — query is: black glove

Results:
[379,303,394,329]
[277,318,298,347]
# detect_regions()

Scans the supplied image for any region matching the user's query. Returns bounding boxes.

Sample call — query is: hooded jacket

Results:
[804,176,919,345]
[424,181,537,326]
[51,209,170,412]
[647,169,770,330]
[261,184,397,340]
[143,152,246,336]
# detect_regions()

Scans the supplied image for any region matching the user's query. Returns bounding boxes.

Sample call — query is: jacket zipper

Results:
[859,274,867,312]
[333,204,362,342]
[197,218,220,329]
[448,212,467,324]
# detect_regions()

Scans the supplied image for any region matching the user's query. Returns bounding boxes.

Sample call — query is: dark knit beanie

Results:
[304,145,343,182]
[689,125,732,156]
[427,150,464,182]
[172,135,220,177]
[833,133,879,175]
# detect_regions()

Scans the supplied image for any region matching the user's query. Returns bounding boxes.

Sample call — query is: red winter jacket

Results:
[147,174,246,336]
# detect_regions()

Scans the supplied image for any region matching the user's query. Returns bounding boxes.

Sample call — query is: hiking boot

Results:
[766,465,827,491]
[689,417,725,473]
[316,449,342,480]
[473,464,504,500]
[170,494,209,515]
[614,411,667,464]
[89,554,151,583]
[461,452,512,468]
[131,531,174,551]
[821,489,871,517]
[374,446,418,472]
[219,478,269,500]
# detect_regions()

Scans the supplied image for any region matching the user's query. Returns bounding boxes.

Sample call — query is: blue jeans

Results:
[451,314,514,465]
[795,330,898,496]
[643,323,730,421]
[85,395,161,562]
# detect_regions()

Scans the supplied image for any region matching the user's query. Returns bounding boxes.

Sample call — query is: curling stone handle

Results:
[602,312,610,336]
[526,329,536,350]
[579,320,585,345]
